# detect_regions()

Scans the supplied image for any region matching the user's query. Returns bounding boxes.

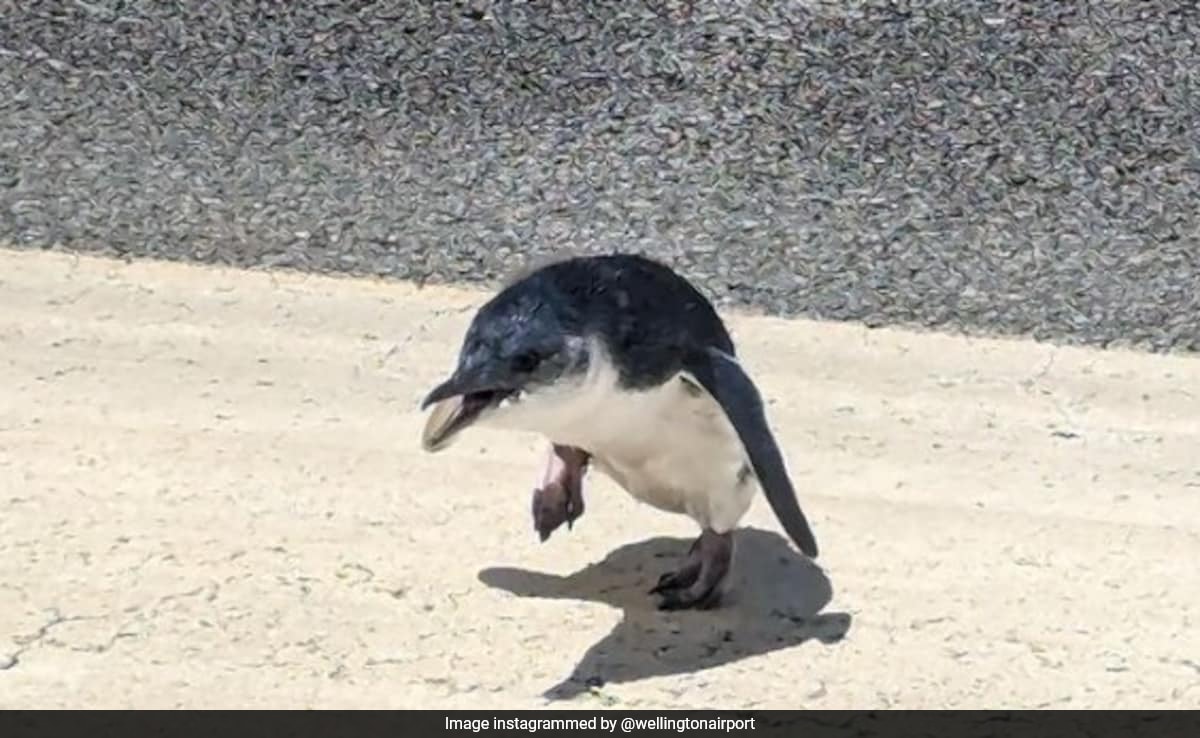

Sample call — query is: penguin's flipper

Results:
[681,346,819,558]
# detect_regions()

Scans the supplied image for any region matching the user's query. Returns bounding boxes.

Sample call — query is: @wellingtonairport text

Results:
[446,715,756,733]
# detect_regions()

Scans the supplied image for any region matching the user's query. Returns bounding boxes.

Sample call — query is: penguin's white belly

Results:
[590,425,756,534]
[488,361,757,533]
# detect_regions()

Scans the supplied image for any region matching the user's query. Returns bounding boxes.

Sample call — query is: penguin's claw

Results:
[532,483,564,541]
[531,480,585,542]
[650,529,733,611]
[657,586,724,611]
[649,563,700,595]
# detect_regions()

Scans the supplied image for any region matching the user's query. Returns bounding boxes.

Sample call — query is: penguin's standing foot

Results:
[531,444,590,541]
[650,528,733,611]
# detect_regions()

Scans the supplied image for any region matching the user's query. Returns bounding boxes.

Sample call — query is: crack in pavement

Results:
[1,608,104,671]
[1,584,221,671]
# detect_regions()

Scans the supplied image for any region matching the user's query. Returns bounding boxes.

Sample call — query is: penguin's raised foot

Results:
[532,481,582,541]
[531,444,589,541]
[650,529,733,611]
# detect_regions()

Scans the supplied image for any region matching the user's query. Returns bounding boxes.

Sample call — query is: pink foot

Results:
[531,444,590,541]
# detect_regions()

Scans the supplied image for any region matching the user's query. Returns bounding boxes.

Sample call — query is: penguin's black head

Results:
[419,285,588,451]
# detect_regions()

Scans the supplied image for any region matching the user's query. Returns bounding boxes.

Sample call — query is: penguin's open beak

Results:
[419,371,516,452]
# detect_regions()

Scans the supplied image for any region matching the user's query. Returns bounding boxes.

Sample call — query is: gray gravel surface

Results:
[2,0,1198,352]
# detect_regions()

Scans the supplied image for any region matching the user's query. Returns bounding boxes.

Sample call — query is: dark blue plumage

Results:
[421,252,820,609]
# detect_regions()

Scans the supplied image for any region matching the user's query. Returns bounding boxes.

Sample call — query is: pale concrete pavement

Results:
[1,249,1197,708]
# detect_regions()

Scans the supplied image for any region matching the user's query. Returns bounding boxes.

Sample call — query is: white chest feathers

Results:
[481,349,758,533]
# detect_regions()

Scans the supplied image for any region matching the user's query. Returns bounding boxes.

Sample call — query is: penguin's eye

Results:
[511,350,541,374]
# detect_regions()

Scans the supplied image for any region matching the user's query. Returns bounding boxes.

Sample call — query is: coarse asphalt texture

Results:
[2,0,1198,352]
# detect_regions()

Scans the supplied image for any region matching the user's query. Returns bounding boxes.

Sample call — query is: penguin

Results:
[419,253,819,610]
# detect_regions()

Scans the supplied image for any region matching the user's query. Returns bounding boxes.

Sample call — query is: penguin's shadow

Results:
[478,527,852,700]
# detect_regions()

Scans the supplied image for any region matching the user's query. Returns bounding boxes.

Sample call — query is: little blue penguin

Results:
[419,253,820,610]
